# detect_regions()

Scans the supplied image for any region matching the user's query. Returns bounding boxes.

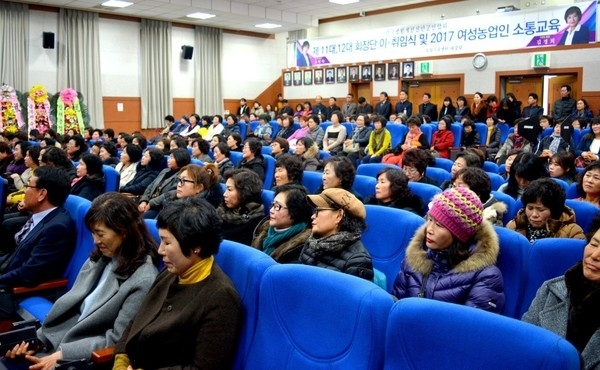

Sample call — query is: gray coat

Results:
[522,275,600,369]
[139,168,178,208]
[37,256,158,360]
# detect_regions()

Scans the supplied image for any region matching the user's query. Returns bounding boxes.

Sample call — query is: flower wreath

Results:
[0,84,25,134]
[56,88,84,135]
[27,84,52,134]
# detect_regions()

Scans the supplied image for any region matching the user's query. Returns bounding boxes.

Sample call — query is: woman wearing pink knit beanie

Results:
[392,186,505,313]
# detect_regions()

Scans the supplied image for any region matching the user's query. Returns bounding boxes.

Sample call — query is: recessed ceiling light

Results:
[101,0,133,8]
[329,0,359,4]
[186,12,216,20]
[255,23,282,29]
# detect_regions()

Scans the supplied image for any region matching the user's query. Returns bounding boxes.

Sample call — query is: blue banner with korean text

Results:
[295,1,596,67]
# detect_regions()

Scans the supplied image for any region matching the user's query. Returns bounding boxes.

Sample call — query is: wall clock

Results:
[472,53,487,71]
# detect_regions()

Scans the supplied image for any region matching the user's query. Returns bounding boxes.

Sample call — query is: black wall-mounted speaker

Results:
[182,45,193,60]
[43,32,55,49]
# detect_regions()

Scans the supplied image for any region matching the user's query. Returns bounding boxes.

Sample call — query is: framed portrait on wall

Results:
[303,70,313,85]
[325,68,335,84]
[348,66,359,82]
[388,63,399,80]
[361,65,372,81]
[293,71,302,86]
[314,69,324,84]
[283,72,292,86]
[336,67,347,83]
[374,64,386,81]
[402,61,415,79]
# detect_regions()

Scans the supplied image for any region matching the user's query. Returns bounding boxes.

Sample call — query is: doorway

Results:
[350,82,371,107]
[406,79,461,110]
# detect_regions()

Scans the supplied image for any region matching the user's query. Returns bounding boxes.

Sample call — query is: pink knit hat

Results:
[428,187,483,243]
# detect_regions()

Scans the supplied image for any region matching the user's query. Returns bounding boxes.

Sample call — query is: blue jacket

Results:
[393,221,505,313]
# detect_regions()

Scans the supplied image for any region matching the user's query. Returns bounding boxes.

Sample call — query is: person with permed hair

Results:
[273,153,303,189]
[401,148,437,186]
[365,167,424,216]
[318,156,362,200]
[251,184,314,263]
[120,148,164,196]
[219,168,265,245]
[99,141,120,167]
[507,178,584,242]
[452,167,507,226]
[393,186,504,313]
[238,137,266,182]
[575,161,600,207]
[498,151,548,200]
[113,197,242,370]
[70,153,105,201]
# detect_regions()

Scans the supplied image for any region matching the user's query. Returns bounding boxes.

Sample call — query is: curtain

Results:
[0,2,29,91]
[140,19,172,129]
[58,9,104,128]
[194,26,222,116]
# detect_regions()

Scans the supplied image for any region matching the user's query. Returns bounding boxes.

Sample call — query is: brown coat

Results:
[251,217,312,263]
[506,206,585,240]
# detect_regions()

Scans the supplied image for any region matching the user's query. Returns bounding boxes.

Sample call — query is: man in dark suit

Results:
[326,97,341,120]
[279,99,294,116]
[0,166,75,318]
[389,66,399,79]
[237,98,249,116]
[522,93,544,118]
[395,89,413,117]
[419,93,438,121]
[325,69,335,83]
[362,66,372,80]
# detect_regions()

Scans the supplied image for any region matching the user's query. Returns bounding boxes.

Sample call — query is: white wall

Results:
[28,10,58,91]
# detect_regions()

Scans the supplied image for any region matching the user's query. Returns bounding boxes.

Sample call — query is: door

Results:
[506,76,543,110]
[408,79,461,114]
[351,82,371,106]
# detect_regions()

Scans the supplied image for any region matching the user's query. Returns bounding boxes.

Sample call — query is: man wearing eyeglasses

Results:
[0,166,75,318]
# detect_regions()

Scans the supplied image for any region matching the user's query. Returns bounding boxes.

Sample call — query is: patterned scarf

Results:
[549,135,561,154]
[525,223,550,244]
[306,231,361,256]
[217,202,264,225]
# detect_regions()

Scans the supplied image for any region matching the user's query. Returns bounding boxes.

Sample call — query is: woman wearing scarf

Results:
[251,184,313,263]
[362,115,391,164]
[535,122,573,160]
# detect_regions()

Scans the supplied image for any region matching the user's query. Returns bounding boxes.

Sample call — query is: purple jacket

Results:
[6,160,26,175]
[393,221,505,313]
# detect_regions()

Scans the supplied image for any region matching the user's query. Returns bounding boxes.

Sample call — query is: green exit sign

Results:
[419,61,432,75]
[532,53,550,68]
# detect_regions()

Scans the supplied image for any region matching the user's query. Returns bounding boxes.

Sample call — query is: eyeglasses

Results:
[313,207,338,216]
[177,177,195,186]
[270,202,288,212]
[24,184,41,190]
[402,166,418,175]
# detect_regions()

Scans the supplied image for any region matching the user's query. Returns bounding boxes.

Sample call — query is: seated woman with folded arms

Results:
[365,167,424,216]
[4,193,158,369]
[113,198,242,370]
[523,214,600,369]
[119,148,164,198]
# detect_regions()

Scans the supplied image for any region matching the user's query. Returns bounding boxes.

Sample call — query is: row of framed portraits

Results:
[283,61,415,86]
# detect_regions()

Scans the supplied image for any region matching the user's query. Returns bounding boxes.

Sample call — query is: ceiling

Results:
[9,0,432,34]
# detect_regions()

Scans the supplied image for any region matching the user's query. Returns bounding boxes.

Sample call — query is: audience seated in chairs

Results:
[237,138,266,182]
[251,184,313,263]
[361,115,390,164]
[120,148,164,197]
[272,154,303,190]
[507,178,585,243]
[365,167,424,216]
[190,138,213,163]
[213,142,234,183]
[0,166,75,319]
[306,114,325,150]
[498,152,547,200]
[3,193,158,369]
[522,214,600,369]
[138,148,190,220]
[441,151,482,190]
[115,144,142,190]
[70,153,105,202]
[40,146,77,180]
[430,115,455,159]
[340,113,372,165]
[300,188,374,281]
[401,148,437,186]
[393,187,505,313]
[269,138,289,159]
[114,197,242,370]
[317,156,362,201]
[98,141,119,167]
[453,167,507,225]
[548,151,578,185]
[5,145,40,210]
[218,169,264,245]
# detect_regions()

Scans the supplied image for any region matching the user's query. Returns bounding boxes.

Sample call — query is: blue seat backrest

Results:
[433,157,453,173]
[238,122,248,141]
[498,163,506,175]
[342,122,354,136]
[249,120,260,132]
[318,150,331,161]
[497,123,509,144]
[364,205,425,292]
[565,199,600,234]
[474,123,488,145]
[320,122,332,133]
[482,161,499,174]
[190,158,204,166]
[62,195,94,289]
[269,121,280,136]
[425,167,451,187]
[494,226,529,318]
[420,124,433,144]
[215,240,276,369]
[102,165,120,193]
[356,163,398,179]
[302,171,322,194]
[229,151,243,167]
[551,177,569,193]
[353,175,376,199]
[385,298,580,370]
[407,182,441,215]
[262,154,276,189]
[450,123,462,147]
[386,124,408,148]
[0,181,6,219]
[245,264,393,369]
[572,128,582,148]
[521,238,586,317]
[487,172,506,191]
[261,189,275,216]
[566,182,579,199]
[491,190,517,225]
[260,146,272,156]
[541,127,553,139]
